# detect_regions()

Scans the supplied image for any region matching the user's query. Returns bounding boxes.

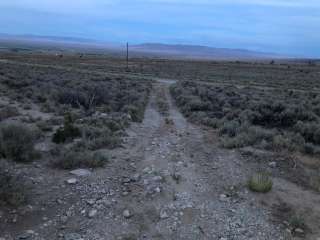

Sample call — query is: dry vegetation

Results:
[1,52,320,239]
[171,81,320,154]
[0,55,151,206]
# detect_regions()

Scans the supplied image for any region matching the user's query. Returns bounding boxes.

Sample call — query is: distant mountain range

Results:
[130,43,285,60]
[0,33,286,59]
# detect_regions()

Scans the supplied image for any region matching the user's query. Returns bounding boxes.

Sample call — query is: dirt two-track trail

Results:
[3,80,300,240]
[67,80,285,240]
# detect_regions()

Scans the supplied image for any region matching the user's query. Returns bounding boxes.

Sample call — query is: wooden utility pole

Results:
[126,42,129,70]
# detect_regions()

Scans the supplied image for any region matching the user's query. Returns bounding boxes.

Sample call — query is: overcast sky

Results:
[0,0,319,57]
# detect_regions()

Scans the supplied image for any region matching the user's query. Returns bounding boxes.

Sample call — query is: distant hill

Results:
[130,43,284,60]
[0,33,120,53]
[0,34,286,59]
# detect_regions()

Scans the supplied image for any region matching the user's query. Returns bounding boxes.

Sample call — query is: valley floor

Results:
[1,73,320,239]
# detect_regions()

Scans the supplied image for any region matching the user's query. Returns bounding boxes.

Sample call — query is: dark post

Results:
[126,42,129,70]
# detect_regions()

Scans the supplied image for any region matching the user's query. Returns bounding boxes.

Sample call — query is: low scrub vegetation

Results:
[52,113,81,143]
[0,123,38,162]
[171,81,320,155]
[248,172,273,193]
[0,63,150,123]
[0,105,19,121]
[0,165,27,206]
[52,149,109,170]
[156,87,170,116]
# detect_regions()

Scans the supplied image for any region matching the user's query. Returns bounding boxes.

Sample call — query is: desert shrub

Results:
[219,120,240,137]
[288,215,306,232]
[122,105,144,122]
[303,142,320,155]
[171,81,320,154]
[294,121,320,145]
[221,126,275,149]
[165,117,174,125]
[0,124,38,162]
[201,117,221,128]
[0,106,19,121]
[52,113,81,143]
[0,168,27,206]
[248,172,273,193]
[105,119,123,132]
[81,125,122,150]
[36,120,53,132]
[53,150,109,169]
[272,132,305,152]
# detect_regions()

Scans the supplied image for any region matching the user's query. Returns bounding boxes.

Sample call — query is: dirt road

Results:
[2,81,289,240]
[59,81,284,240]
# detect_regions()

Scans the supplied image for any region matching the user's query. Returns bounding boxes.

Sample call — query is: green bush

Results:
[52,113,81,143]
[81,125,122,150]
[248,172,273,193]
[122,105,144,122]
[219,120,240,137]
[0,124,37,162]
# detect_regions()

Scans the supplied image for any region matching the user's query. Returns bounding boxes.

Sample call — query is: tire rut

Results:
[115,81,285,240]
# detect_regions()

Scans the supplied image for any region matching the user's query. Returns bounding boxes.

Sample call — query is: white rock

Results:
[70,169,91,177]
[66,178,78,184]
[86,199,96,206]
[123,209,132,218]
[219,194,228,201]
[160,210,169,219]
[88,209,97,218]
[294,228,304,234]
[268,161,277,168]
[132,173,140,182]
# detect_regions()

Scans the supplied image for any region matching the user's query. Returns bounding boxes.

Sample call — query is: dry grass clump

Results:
[0,123,39,162]
[156,87,170,116]
[52,149,109,170]
[0,62,151,124]
[248,172,273,193]
[0,164,27,206]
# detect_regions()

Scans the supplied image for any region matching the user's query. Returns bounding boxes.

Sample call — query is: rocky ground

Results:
[1,80,320,240]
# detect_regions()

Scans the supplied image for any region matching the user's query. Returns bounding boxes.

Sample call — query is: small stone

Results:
[86,199,96,206]
[88,209,97,218]
[160,210,169,219]
[70,169,91,177]
[152,176,163,182]
[268,161,277,168]
[219,194,228,201]
[122,177,131,184]
[16,230,34,239]
[285,228,292,234]
[123,209,132,218]
[66,178,77,184]
[294,228,304,234]
[64,233,83,240]
[143,167,152,174]
[131,174,140,182]
[172,172,181,183]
